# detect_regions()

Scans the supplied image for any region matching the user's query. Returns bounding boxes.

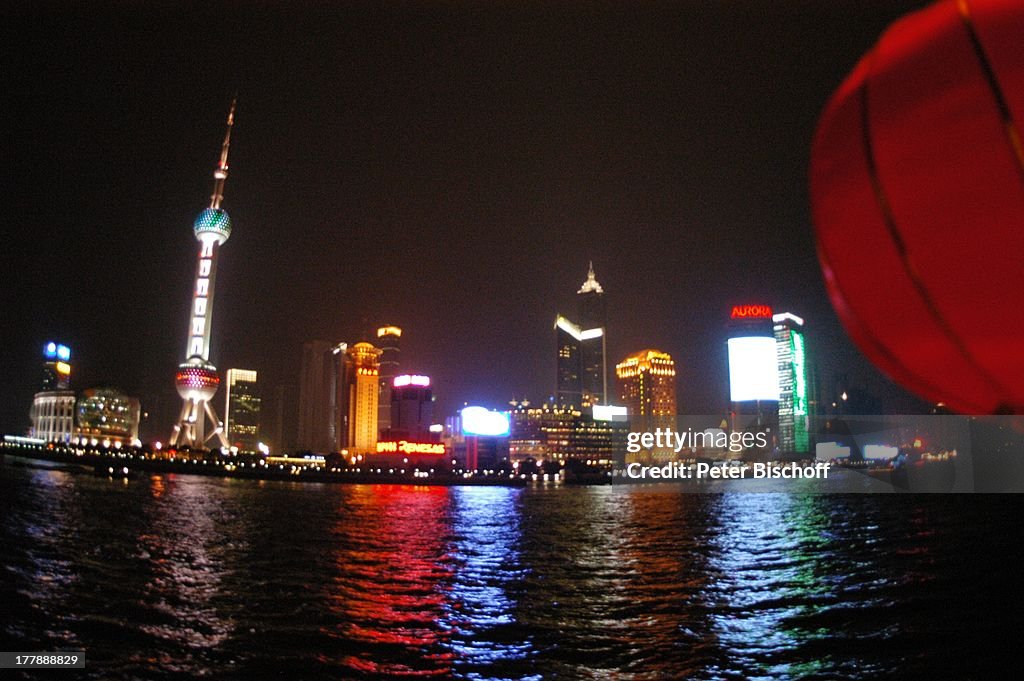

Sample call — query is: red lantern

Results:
[811,0,1024,414]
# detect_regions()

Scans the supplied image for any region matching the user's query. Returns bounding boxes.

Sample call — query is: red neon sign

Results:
[731,304,773,320]
[375,440,446,456]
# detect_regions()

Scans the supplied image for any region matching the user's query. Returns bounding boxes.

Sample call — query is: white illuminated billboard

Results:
[727,336,780,402]
[593,405,628,421]
[461,407,511,437]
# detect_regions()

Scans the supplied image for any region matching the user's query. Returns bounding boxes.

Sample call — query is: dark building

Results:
[376,326,401,433]
[389,374,433,438]
[297,340,333,453]
[265,383,298,454]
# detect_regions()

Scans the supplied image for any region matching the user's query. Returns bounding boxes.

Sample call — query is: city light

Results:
[730,304,773,319]
[394,374,430,388]
[727,336,780,402]
[593,405,628,421]
[461,406,511,436]
[375,440,446,455]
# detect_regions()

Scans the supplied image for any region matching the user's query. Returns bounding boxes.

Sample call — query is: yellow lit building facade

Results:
[616,350,678,460]
[346,342,382,451]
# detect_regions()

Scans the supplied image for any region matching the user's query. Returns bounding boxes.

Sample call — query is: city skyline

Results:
[1,1,937,436]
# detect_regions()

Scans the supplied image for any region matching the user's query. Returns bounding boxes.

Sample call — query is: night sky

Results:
[2,1,934,438]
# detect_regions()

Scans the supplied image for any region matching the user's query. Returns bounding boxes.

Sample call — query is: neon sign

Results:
[394,374,430,388]
[375,440,446,455]
[731,304,773,320]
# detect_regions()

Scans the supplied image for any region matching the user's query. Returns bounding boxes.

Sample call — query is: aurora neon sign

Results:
[730,304,773,320]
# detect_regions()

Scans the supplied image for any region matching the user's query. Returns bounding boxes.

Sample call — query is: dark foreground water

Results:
[2,459,1022,680]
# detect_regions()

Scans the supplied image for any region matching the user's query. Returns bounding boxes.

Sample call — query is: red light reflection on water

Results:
[322,485,459,676]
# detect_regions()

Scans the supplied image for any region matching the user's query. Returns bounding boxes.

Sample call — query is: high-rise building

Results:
[577,261,606,329]
[76,388,141,446]
[726,304,779,457]
[774,313,811,454]
[616,349,678,419]
[389,374,433,438]
[30,341,75,442]
[265,383,298,454]
[298,340,334,453]
[726,304,780,404]
[330,342,349,449]
[225,369,261,452]
[376,326,401,433]
[41,341,72,390]
[170,100,237,450]
[555,264,607,408]
[345,342,382,451]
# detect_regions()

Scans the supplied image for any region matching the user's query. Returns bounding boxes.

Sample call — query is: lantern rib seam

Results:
[956,0,1024,182]
[858,45,1009,406]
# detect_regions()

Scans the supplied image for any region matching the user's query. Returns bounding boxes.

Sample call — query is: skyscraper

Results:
[726,304,779,404]
[345,342,382,451]
[616,349,678,419]
[330,342,349,449]
[41,341,72,390]
[376,326,401,433]
[616,349,677,461]
[389,374,433,438]
[298,340,334,453]
[225,369,261,452]
[170,100,237,450]
[30,341,75,442]
[265,383,298,455]
[555,264,607,408]
[774,312,811,454]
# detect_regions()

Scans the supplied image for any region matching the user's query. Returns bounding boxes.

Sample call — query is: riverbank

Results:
[0,441,535,487]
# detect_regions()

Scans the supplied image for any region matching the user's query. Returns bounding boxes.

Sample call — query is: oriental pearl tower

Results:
[170,100,237,449]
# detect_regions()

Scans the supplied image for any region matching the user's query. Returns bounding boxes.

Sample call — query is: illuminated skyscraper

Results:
[726,304,779,457]
[774,312,811,454]
[616,350,678,418]
[345,342,382,451]
[170,100,237,450]
[555,263,607,408]
[225,369,261,452]
[376,326,401,433]
[726,304,779,404]
[616,349,677,461]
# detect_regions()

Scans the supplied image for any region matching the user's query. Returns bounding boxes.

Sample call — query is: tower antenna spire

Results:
[210,95,236,210]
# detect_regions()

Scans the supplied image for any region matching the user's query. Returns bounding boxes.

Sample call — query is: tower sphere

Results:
[175,363,221,402]
[194,207,232,245]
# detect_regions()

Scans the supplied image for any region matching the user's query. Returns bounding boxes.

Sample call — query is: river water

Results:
[1,459,1020,679]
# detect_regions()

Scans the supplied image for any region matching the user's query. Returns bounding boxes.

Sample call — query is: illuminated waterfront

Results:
[2,458,1021,680]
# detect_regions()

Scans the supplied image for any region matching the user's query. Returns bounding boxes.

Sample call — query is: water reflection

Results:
[323,485,457,676]
[2,461,1019,680]
[133,475,238,672]
[443,487,528,674]
[702,494,907,679]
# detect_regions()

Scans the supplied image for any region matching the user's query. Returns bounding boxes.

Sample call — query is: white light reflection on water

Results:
[703,494,898,680]
[442,486,532,672]
[134,475,237,664]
